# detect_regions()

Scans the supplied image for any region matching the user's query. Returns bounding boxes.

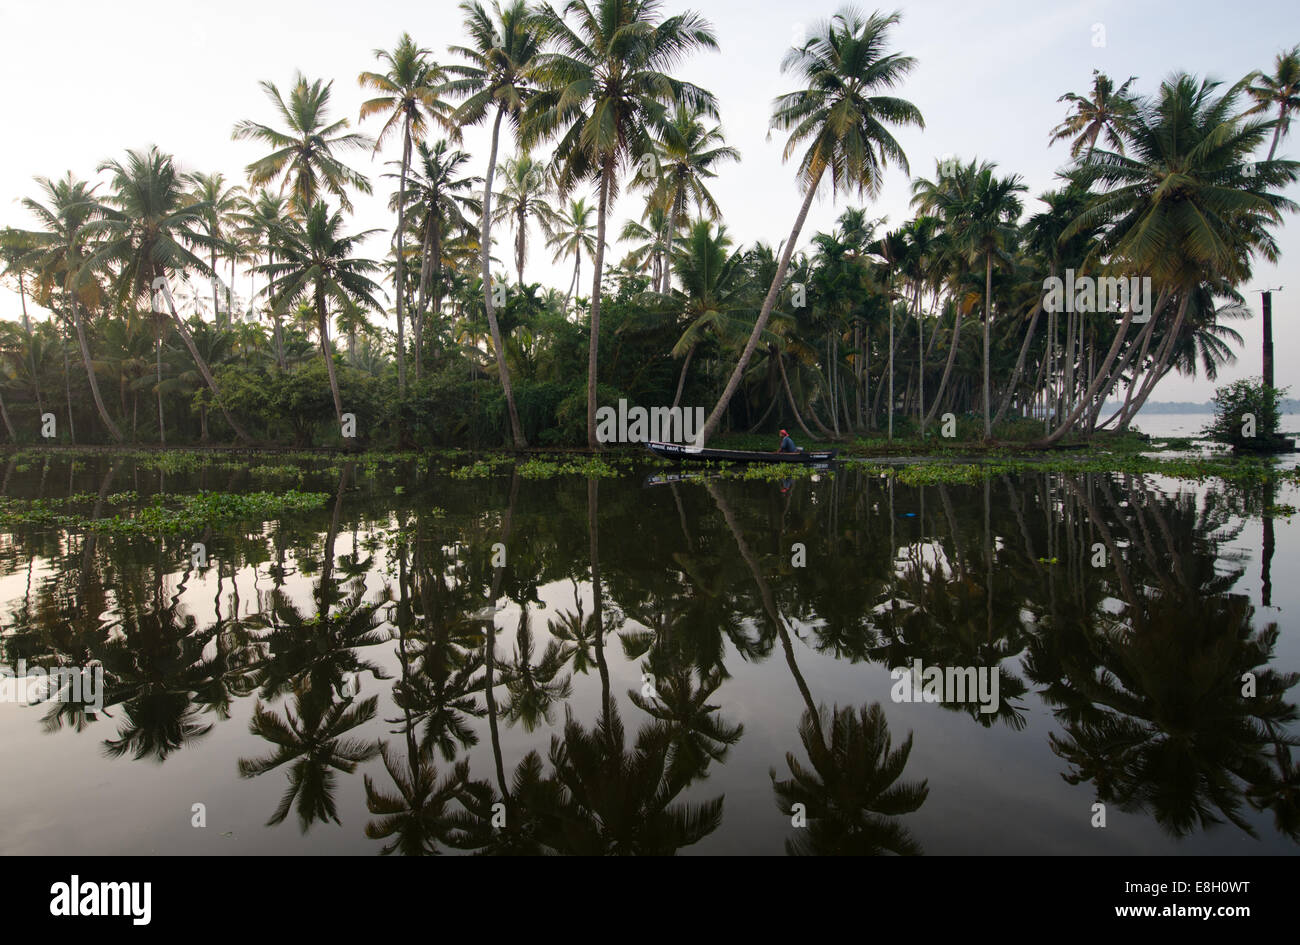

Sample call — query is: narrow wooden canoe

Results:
[645,441,837,463]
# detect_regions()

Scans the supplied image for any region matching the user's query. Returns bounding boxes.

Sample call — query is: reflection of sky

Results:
[0,476,1297,856]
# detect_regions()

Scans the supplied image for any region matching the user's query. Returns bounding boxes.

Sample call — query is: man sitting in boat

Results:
[778,429,800,453]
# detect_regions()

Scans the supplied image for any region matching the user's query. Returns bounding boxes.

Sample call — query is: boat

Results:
[644,441,837,464]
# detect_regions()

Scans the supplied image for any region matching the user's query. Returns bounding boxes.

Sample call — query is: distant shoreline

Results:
[1135,400,1300,415]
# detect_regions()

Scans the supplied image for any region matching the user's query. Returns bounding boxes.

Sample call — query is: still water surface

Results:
[0,452,1296,855]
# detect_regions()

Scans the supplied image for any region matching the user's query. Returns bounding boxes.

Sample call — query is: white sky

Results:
[2,0,1298,401]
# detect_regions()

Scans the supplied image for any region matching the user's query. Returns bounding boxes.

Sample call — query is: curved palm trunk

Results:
[924,304,963,427]
[992,298,1043,427]
[70,295,124,443]
[316,283,345,433]
[395,121,411,395]
[161,284,252,444]
[776,350,817,441]
[670,343,694,411]
[480,106,526,449]
[699,169,822,444]
[586,158,614,450]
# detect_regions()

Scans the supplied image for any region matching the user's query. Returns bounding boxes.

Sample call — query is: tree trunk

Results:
[395,120,411,394]
[480,105,526,449]
[700,171,822,445]
[982,252,992,439]
[317,283,345,431]
[993,297,1043,427]
[70,295,124,442]
[671,343,694,411]
[924,304,963,427]
[586,157,614,449]
[160,280,252,444]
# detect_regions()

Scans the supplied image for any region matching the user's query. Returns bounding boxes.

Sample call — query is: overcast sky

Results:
[2,0,1298,401]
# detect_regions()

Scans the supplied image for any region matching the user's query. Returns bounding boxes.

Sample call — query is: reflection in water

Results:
[0,455,1296,854]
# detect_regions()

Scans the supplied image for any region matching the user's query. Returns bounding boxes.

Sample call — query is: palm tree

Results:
[1041,73,1300,444]
[184,171,244,325]
[232,73,374,213]
[929,163,1025,438]
[239,691,381,831]
[359,34,456,393]
[545,196,597,308]
[493,151,559,284]
[670,219,749,409]
[1246,45,1300,161]
[398,140,481,356]
[526,0,721,448]
[260,201,385,433]
[699,8,921,444]
[772,703,928,855]
[451,0,544,449]
[234,189,293,368]
[1049,70,1138,161]
[639,101,739,292]
[17,174,124,442]
[90,148,255,444]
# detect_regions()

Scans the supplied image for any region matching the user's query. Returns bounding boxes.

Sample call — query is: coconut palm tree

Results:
[526,0,720,448]
[16,174,124,442]
[639,101,739,292]
[184,171,245,325]
[1041,73,1300,444]
[232,73,373,213]
[396,139,482,358]
[359,34,456,392]
[90,149,256,444]
[234,189,293,368]
[545,195,597,308]
[1246,45,1300,161]
[1049,70,1138,162]
[260,201,385,434]
[699,8,921,444]
[450,0,544,449]
[772,702,929,855]
[670,219,750,410]
[492,151,559,285]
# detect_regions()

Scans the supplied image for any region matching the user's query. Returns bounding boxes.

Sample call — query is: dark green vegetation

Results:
[1205,377,1295,452]
[0,452,1296,853]
[1,10,1296,450]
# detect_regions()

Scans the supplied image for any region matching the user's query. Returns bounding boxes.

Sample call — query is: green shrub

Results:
[1203,378,1289,451]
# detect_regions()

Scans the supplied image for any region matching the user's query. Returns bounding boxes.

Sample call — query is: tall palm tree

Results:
[232,73,374,213]
[359,34,456,392]
[670,219,749,409]
[90,148,254,444]
[184,171,244,325]
[492,151,559,284]
[451,0,544,449]
[235,189,293,368]
[260,201,385,433]
[699,8,921,444]
[17,174,124,442]
[640,101,739,292]
[1049,70,1138,161]
[398,140,482,353]
[526,0,720,448]
[1246,45,1300,161]
[545,195,597,308]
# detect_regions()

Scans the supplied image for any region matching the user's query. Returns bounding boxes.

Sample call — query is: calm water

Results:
[0,453,1297,855]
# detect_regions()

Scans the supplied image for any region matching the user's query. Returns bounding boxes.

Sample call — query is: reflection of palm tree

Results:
[772,703,928,855]
[629,655,741,784]
[238,690,380,831]
[548,703,723,855]
[501,607,571,732]
[364,742,476,855]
